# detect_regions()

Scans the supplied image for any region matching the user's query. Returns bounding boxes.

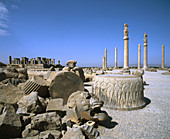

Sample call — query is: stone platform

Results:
[92,74,146,110]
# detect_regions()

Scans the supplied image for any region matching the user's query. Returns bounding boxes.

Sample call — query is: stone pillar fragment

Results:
[138,44,141,69]
[52,59,55,65]
[143,33,148,69]
[103,57,105,69]
[37,57,41,64]
[105,49,107,69]
[162,45,165,68]
[9,56,12,65]
[115,47,117,68]
[123,23,129,69]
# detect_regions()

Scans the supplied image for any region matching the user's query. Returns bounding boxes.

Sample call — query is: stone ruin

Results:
[92,74,146,110]
[8,56,63,69]
[1,59,110,138]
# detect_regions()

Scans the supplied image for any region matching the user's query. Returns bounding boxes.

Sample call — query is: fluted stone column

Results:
[143,33,148,69]
[138,44,141,69]
[103,56,105,69]
[123,24,129,69]
[115,47,117,68]
[105,49,107,69]
[162,45,165,68]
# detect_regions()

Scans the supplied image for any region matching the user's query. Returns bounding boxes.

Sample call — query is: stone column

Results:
[115,47,117,68]
[105,49,107,69]
[52,59,55,64]
[162,45,165,68]
[143,33,148,69]
[123,23,129,69]
[138,44,141,69]
[9,56,12,64]
[103,57,105,69]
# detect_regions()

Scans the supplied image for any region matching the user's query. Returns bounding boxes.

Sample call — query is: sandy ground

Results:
[85,70,170,139]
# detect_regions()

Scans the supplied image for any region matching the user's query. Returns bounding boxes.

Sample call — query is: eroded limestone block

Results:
[46,98,64,112]
[62,127,85,139]
[31,112,62,131]
[49,71,84,105]
[39,130,61,139]
[17,92,45,114]
[67,91,108,124]
[92,74,146,110]
[0,110,22,138]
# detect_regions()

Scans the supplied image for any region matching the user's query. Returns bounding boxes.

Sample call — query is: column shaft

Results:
[103,57,105,69]
[124,39,129,69]
[105,49,107,69]
[162,45,165,68]
[138,44,141,69]
[115,47,117,68]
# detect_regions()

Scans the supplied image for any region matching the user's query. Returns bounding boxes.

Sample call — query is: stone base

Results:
[92,74,146,110]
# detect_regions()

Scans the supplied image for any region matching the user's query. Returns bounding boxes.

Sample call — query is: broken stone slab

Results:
[0,83,25,104]
[31,112,62,131]
[62,126,85,139]
[0,110,22,138]
[17,92,46,114]
[22,128,39,138]
[49,71,84,105]
[46,98,64,111]
[39,130,62,139]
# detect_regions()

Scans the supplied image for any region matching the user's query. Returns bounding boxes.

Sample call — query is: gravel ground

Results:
[86,70,170,139]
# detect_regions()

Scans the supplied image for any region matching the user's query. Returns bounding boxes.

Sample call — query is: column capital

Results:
[123,23,129,40]
[144,32,148,46]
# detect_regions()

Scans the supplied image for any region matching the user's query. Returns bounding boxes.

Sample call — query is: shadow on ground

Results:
[98,116,118,129]
[144,97,151,106]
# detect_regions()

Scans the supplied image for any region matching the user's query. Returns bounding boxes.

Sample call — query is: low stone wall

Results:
[92,74,146,110]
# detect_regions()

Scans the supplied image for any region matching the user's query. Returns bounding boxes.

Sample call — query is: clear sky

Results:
[0,0,170,67]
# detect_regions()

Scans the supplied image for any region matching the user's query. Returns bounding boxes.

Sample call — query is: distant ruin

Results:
[8,56,62,68]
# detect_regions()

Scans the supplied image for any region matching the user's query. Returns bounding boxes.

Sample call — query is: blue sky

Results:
[0,0,170,67]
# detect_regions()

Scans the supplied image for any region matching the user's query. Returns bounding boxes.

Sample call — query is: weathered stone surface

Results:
[46,98,64,112]
[67,91,108,124]
[62,127,85,139]
[23,76,49,97]
[0,72,6,81]
[0,83,25,104]
[145,68,157,72]
[80,124,100,139]
[39,130,61,139]
[6,66,18,73]
[92,74,146,110]
[132,70,144,77]
[49,71,84,105]
[72,67,85,81]
[162,71,170,75]
[66,60,77,68]
[17,92,45,114]
[22,128,39,138]
[31,112,62,131]
[0,110,22,138]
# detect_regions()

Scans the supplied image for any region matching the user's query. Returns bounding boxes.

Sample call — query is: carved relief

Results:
[92,75,145,110]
